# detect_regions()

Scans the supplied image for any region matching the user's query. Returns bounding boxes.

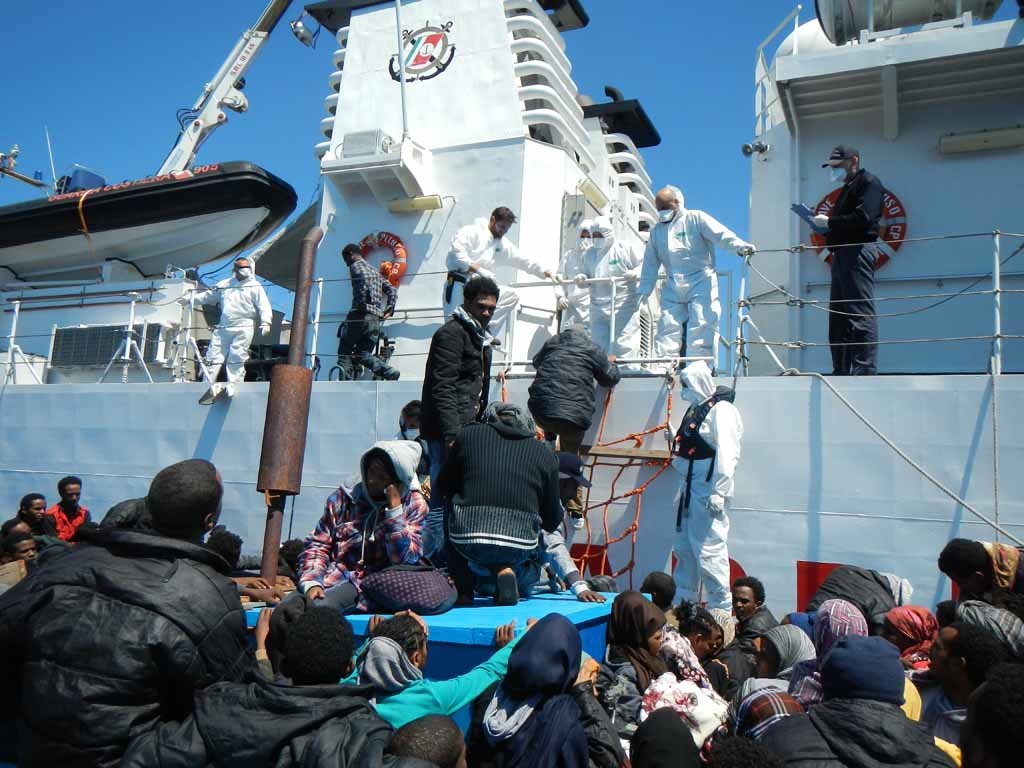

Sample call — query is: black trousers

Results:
[829,244,878,376]
[336,311,389,380]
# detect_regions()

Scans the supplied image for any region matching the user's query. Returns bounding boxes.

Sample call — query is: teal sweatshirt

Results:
[346,640,518,729]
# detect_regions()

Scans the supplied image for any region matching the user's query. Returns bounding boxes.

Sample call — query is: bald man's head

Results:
[655,186,684,213]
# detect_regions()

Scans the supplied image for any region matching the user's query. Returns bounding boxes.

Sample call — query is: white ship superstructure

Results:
[0,0,1022,613]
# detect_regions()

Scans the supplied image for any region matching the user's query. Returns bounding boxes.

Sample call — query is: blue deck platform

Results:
[246,592,615,682]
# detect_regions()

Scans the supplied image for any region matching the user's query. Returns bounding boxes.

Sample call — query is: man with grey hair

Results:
[436,402,561,606]
[636,186,755,372]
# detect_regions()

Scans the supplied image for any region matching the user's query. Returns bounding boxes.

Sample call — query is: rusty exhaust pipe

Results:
[256,226,323,584]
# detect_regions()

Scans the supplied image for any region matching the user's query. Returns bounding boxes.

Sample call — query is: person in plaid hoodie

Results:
[297,440,427,612]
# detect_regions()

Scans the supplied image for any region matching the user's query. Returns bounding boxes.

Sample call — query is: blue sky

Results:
[2,0,1019,312]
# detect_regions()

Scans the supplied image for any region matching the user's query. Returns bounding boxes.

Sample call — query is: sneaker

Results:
[495,568,519,606]
[572,513,586,531]
[198,383,223,406]
[224,383,236,398]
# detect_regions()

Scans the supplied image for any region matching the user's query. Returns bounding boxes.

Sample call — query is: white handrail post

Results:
[310,278,324,370]
[609,275,618,353]
[993,230,1002,375]
[6,300,20,383]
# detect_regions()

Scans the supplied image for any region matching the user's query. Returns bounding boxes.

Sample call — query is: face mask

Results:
[578,236,592,250]
[235,267,253,279]
[829,166,846,184]
[658,208,676,223]
[403,428,420,441]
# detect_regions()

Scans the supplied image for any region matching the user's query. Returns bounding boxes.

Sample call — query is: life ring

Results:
[360,231,408,287]
[811,188,907,270]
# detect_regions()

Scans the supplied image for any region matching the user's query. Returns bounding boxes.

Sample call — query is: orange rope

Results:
[575,378,676,588]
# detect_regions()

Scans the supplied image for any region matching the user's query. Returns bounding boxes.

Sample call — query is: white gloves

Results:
[574,273,589,288]
[259,323,272,336]
[813,214,830,229]
[737,245,756,257]
[706,494,726,517]
[556,296,570,311]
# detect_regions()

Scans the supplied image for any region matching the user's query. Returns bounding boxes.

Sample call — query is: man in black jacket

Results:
[528,325,621,455]
[0,459,252,768]
[760,636,955,768]
[438,402,562,605]
[419,276,499,561]
[814,145,885,375]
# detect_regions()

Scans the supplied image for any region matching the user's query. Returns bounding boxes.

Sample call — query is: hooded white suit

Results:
[197,266,273,384]
[554,219,594,329]
[579,216,643,358]
[637,190,753,370]
[670,361,743,611]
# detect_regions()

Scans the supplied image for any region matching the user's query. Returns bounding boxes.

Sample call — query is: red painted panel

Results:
[796,560,843,612]
[570,544,613,577]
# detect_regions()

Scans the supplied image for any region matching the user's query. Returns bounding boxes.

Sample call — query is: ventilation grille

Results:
[51,324,162,367]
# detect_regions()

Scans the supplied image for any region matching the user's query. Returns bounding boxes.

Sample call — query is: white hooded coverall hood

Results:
[637,187,753,370]
[199,262,273,384]
[671,360,743,611]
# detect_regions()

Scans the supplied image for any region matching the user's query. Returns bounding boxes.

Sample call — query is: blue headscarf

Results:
[483,614,588,768]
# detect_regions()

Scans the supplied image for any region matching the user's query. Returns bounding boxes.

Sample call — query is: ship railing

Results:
[732,230,1024,378]
[755,4,803,138]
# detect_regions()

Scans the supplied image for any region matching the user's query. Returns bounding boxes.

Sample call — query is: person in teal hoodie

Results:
[350,612,529,729]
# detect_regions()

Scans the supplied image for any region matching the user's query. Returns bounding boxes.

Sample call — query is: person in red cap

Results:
[813,145,885,376]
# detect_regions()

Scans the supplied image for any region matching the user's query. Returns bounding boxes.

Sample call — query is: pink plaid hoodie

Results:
[298,441,428,600]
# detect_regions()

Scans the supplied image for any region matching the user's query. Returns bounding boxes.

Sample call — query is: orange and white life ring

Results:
[360,231,408,287]
[811,188,908,270]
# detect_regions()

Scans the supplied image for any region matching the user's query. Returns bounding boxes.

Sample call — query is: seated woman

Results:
[661,601,718,689]
[596,591,670,737]
[468,613,623,768]
[296,441,427,613]
[733,624,816,709]
[788,598,868,708]
[881,606,938,670]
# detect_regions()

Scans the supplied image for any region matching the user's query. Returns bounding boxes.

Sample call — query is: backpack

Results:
[671,386,735,527]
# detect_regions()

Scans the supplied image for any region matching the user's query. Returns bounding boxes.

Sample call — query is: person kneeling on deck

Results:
[296,441,427,613]
[438,402,562,606]
[667,360,743,611]
[194,255,273,402]
[337,242,400,381]
[444,206,553,350]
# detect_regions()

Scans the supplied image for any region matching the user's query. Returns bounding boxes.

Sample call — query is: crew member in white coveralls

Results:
[636,186,755,371]
[554,218,594,329]
[444,206,552,350]
[665,360,742,611]
[577,215,643,359]
[194,255,272,402]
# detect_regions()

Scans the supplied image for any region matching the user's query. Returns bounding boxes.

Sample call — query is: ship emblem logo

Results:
[389,21,456,83]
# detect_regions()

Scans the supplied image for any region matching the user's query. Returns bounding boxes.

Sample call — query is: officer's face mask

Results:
[578,234,592,250]
[403,428,420,441]
[235,266,253,280]
[828,166,846,184]
[658,208,677,224]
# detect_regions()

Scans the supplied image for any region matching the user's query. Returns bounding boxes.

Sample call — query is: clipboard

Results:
[791,203,829,235]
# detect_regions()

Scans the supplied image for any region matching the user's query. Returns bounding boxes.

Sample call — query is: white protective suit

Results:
[197,269,273,384]
[444,218,549,348]
[637,190,753,370]
[669,360,743,611]
[581,216,643,358]
[554,219,594,329]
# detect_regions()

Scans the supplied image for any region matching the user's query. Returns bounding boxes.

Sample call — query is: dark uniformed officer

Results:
[814,145,884,376]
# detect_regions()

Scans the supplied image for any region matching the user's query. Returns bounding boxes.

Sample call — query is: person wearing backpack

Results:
[665,360,743,612]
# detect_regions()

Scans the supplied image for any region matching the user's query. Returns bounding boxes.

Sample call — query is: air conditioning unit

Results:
[339,130,395,159]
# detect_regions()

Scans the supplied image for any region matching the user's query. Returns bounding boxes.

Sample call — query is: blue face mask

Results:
[829,166,846,184]
[658,208,677,223]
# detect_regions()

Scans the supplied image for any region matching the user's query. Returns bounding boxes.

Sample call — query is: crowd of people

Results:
[1,446,1022,768]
